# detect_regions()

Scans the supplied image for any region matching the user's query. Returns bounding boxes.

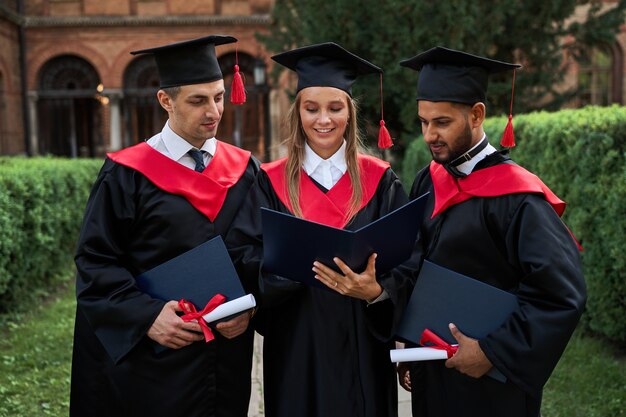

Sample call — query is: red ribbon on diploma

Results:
[420,328,459,359]
[178,294,226,343]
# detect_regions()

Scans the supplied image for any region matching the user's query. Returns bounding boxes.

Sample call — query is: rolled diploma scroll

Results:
[202,294,256,323]
[390,346,457,362]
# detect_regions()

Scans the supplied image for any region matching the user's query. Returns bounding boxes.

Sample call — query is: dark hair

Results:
[161,86,182,99]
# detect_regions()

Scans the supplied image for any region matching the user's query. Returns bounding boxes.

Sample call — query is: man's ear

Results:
[470,102,486,127]
[157,90,173,112]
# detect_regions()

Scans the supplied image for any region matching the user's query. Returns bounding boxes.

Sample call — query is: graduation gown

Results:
[226,155,414,417]
[407,152,586,417]
[70,141,259,417]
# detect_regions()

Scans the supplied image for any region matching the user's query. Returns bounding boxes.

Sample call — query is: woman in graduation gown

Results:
[227,43,414,417]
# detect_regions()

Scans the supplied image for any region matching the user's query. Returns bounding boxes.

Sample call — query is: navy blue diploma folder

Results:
[261,192,429,290]
[396,260,518,382]
[135,235,245,310]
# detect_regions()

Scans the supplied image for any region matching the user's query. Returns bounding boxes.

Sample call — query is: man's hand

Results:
[397,362,412,392]
[312,253,383,301]
[445,323,493,378]
[215,310,251,339]
[147,300,205,349]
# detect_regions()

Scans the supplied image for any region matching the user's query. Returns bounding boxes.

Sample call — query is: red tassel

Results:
[378,120,393,149]
[377,74,393,149]
[230,64,246,105]
[500,114,515,148]
[500,68,517,148]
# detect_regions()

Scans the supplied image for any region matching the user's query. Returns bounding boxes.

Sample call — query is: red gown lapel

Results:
[430,161,566,218]
[261,154,389,229]
[107,141,251,221]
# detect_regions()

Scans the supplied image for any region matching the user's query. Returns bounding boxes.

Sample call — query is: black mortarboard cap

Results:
[399,46,521,104]
[271,42,381,96]
[130,35,237,89]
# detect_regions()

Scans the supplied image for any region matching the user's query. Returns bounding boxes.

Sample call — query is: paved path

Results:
[248,333,411,417]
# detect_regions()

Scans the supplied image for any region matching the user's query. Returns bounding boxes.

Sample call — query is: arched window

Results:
[37,55,103,157]
[122,54,166,146]
[578,44,623,106]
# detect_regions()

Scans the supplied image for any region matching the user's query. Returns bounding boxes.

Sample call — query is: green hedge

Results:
[401,105,626,344]
[0,157,102,311]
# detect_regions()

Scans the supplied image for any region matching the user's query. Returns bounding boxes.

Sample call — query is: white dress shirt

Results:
[455,133,497,176]
[146,121,216,170]
[302,141,348,190]
[302,140,388,303]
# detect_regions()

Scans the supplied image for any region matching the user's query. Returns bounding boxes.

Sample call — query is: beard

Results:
[431,121,474,164]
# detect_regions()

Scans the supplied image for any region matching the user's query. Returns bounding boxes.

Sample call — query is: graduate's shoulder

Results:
[408,162,432,199]
[260,156,288,174]
[357,153,390,171]
[97,155,139,182]
[214,140,261,176]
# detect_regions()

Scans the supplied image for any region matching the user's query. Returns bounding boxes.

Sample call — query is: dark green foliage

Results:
[260,0,626,156]
[0,157,102,311]
[402,105,626,344]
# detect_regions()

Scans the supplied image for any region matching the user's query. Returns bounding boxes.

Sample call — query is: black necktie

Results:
[188,149,206,172]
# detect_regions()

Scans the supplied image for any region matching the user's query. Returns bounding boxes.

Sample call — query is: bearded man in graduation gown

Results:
[397,47,586,417]
[70,35,260,417]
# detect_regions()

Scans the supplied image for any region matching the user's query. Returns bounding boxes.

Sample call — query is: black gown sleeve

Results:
[362,169,422,341]
[479,194,586,395]
[226,170,305,331]
[74,160,165,364]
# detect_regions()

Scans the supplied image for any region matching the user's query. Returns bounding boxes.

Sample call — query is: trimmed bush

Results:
[401,105,626,344]
[0,157,102,311]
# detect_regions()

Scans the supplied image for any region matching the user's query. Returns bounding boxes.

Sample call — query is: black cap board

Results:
[271,42,381,96]
[399,46,521,104]
[131,35,237,89]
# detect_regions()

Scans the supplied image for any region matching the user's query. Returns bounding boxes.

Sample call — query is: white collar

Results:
[161,121,216,160]
[303,140,348,176]
[456,134,496,175]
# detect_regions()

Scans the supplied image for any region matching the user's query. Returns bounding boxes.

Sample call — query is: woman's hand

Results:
[313,253,383,301]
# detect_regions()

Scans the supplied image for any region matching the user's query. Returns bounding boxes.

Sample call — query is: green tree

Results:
[259,0,626,153]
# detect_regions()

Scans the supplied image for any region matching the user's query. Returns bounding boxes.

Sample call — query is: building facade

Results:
[0,0,281,160]
[0,0,625,158]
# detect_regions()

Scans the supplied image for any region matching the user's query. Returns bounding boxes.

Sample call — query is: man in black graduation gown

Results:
[70,35,260,417]
[397,47,586,417]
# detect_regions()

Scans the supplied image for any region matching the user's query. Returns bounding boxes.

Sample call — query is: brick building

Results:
[0,1,625,158]
[0,0,281,160]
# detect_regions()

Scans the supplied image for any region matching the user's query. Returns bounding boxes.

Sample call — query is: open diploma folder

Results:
[135,235,256,328]
[393,260,518,383]
[261,193,429,290]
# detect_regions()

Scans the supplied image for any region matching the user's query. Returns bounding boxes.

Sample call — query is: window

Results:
[122,55,165,146]
[37,55,103,157]
[578,44,623,106]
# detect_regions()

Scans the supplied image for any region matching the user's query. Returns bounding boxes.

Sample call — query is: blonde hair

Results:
[284,90,365,224]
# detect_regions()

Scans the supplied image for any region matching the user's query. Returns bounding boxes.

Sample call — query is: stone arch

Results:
[27,44,108,90]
